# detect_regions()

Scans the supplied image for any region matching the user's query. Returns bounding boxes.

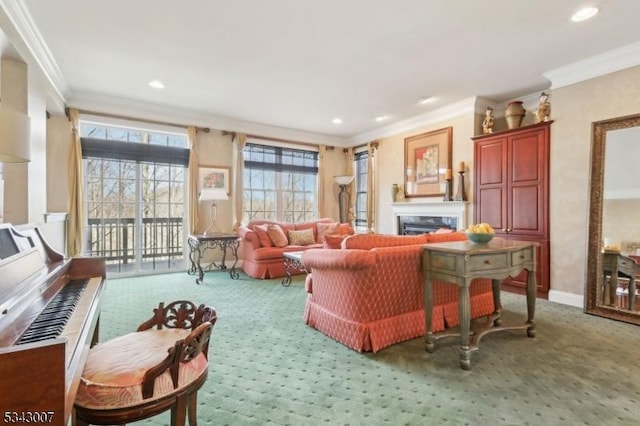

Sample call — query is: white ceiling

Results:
[6,0,640,144]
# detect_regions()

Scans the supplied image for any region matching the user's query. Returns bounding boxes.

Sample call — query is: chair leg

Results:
[188,392,198,426]
[171,395,188,426]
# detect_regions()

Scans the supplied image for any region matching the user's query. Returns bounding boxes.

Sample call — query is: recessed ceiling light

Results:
[418,96,436,105]
[375,115,389,122]
[148,80,165,89]
[571,6,598,22]
[332,118,343,124]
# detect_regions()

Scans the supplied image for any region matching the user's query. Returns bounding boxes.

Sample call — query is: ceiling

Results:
[6,0,640,143]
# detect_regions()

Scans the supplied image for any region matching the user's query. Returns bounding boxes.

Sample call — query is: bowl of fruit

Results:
[465,223,495,243]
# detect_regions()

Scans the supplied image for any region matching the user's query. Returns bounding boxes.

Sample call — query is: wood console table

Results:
[187,234,240,284]
[602,251,637,310]
[422,238,537,370]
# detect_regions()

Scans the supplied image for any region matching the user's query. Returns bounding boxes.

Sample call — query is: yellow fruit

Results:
[468,223,494,234]
[479,223,494,233]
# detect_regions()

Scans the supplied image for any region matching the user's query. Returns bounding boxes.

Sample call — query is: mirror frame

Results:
[586,113,640,325]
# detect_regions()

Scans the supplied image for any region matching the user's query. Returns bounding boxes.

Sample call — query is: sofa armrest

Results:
[302,249,376,270]
[238,225,261,249]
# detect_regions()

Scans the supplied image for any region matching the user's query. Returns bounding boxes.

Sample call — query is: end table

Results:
[187,234,240,284]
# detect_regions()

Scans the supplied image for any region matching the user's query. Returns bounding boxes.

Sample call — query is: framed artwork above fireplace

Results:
[404,127,452,198]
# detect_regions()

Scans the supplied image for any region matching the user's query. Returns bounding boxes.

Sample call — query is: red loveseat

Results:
[301,232,495,353]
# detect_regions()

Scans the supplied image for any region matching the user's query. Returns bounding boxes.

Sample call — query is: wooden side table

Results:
[187,234,240,284]
[282,251,308,287]
[602,251,637,310]
[422,238,537,370]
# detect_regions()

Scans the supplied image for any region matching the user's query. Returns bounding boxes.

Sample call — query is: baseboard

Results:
[548,290,584,308]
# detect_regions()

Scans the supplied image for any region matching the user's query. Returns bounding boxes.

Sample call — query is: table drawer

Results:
[428,252,459,273]
[468,253,508,271]
[618,258,635,270]
[511,248,533,267]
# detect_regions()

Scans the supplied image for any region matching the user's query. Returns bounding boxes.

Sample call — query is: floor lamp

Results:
[334,175,354,224]
[199,188,229,235]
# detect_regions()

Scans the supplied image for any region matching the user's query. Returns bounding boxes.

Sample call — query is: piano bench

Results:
[73,301,216,426]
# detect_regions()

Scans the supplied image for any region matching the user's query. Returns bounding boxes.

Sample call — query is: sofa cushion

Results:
[316,222,341,243]
[288,228,316,246]
[253,244,323,261]
[323,234,347,249]
[267,224,289,247]
[253,224,273,247]
[425,231,467,243]
[342,233,429,250]
[339,223,354,235]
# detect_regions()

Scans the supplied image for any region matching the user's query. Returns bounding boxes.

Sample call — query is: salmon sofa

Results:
[237,218,353,279]
[301,232,495,353]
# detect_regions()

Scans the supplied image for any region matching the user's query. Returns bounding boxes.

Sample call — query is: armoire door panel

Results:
[510,185,543,234]
[510,133,544,183]
[477,187,506,231]
[477,140,507,186]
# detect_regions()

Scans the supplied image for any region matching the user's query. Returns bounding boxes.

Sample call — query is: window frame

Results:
[243,142,319,223]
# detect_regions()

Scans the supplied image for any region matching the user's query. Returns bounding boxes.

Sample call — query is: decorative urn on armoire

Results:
[505,101,526,129]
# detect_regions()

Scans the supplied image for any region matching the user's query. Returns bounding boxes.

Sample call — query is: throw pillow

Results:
[316,222,340,243]
[253,224,273,247]
[433,227,453,234]
[288,228,315,246]
[339,223,354,235]
[267,224,289,247]
[323,234,346,249]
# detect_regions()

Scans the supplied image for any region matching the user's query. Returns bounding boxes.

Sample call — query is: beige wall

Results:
[550,65,640,301]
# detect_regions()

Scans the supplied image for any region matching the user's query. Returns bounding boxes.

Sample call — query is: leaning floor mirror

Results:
[586,113,640,325]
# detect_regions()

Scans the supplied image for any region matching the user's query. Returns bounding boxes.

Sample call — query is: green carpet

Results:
[102,271,640,425]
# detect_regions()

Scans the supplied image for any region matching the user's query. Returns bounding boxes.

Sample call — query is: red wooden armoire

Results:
[473,121,552,298]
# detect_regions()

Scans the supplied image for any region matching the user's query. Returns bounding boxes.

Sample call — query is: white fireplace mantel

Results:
[391,201,468,234]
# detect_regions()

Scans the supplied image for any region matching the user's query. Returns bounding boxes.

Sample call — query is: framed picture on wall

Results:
[404,127,452,198]
[198,165,230,195]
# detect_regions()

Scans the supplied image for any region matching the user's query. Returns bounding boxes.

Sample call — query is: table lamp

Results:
[199,188,229,235]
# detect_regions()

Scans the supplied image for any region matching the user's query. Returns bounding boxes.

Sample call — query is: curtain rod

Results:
[65,107,210,133]
[222,131,334,150]
[348,140,379,152]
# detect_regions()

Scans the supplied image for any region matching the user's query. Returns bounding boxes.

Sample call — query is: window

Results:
[243,142,318,223]
[80,122,189,276]
[354,151,369,232]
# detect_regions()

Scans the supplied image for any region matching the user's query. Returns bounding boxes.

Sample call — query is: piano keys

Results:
[0,224,106,426]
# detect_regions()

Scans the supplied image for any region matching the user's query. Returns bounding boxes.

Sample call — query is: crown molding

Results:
[348,97,478,145]
[544,41,640,89]
[68,91,349,146]
[0,0,68,109]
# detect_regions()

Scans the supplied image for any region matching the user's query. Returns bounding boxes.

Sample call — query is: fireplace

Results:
[398,216,457,235]
[391,201,467,235]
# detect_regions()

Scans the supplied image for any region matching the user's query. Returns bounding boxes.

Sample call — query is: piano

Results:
[0,224,106,426]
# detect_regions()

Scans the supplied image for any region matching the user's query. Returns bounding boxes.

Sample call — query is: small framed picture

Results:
[198,165,230,195]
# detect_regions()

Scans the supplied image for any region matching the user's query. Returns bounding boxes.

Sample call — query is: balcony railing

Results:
[86,217,184,269]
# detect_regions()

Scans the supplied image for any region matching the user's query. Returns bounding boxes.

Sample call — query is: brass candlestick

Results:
[443,178,453,201]
[454,171,466,201]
